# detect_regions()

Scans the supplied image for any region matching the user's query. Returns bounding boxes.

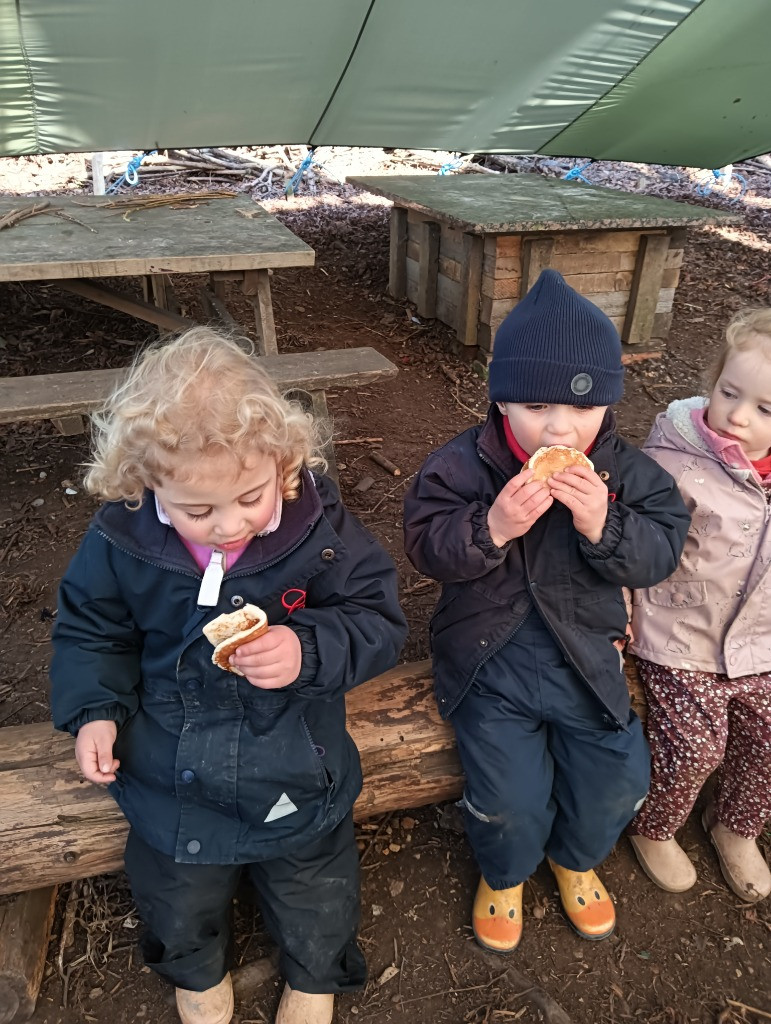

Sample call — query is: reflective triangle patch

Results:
[264,792,299,822]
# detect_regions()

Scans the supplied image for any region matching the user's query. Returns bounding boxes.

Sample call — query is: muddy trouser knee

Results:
[124,828,238,991]
[124,813,365,993]
[450,611,650,888]
[246,813,365,993]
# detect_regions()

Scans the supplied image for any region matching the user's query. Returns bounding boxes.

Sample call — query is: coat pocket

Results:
[634,579,708,608]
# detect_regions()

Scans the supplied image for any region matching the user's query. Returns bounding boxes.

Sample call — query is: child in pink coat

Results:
[628,307,771,902]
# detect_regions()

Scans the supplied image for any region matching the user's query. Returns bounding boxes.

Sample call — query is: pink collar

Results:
[691,407,771,484]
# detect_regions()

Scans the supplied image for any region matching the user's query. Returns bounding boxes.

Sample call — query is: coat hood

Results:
[651,396,755,486]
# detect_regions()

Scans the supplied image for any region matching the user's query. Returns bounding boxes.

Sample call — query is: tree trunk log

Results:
[0,887,57,1023]
[0,658,645,896]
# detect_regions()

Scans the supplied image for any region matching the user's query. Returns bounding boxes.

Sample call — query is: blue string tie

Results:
[285,149,316,198]
[106,150,156,193]
[563,161,594,184]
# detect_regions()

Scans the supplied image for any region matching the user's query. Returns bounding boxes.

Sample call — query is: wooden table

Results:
[348,174,735,359]
[0,194,314,356]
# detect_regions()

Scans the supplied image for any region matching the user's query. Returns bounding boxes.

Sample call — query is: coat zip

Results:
[476,446,625,730]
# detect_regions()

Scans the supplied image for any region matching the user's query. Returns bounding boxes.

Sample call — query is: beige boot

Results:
[275,983,334,1024]
[176,973,234,1024]
[703,808,771,903]
[628,835,697,893]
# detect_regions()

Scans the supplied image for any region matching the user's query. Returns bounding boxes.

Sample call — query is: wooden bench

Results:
[347,174,736,362]
[0,346,398,478]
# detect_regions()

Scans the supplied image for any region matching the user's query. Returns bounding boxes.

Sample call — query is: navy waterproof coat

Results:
[51,471,407,865]
[403,407,690,727]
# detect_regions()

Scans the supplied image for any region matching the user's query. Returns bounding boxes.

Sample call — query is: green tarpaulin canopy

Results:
[1,0,768,167]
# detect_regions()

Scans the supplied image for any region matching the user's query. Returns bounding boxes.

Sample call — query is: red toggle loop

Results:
[281,588,307,614]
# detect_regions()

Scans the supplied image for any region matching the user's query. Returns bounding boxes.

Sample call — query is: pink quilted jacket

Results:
[630,397,771,677]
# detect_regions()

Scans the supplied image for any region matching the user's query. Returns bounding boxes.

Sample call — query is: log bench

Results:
[0,658,647,898]
[0,659,646,1020]
[0,346,398,479]
[347,174,736,362]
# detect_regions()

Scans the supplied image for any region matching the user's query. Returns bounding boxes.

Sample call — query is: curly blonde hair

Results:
[84,327,327,504]
[707,307,771,391]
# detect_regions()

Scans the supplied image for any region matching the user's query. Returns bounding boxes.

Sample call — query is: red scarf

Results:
[502,416,596,462]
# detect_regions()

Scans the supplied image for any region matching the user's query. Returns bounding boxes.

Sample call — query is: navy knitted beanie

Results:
[488,269,624,406]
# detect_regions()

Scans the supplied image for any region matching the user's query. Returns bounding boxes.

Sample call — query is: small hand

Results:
[75,719,120,784]
[548,465,609,543]
[231,625,302,690]
[487,468,553,547]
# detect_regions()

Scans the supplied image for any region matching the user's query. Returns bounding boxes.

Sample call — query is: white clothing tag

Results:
[197,550,225,606]
[155,494,172,525]
[264,792,298,822]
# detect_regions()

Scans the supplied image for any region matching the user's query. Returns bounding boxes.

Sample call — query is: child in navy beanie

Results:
[404,270,690,952]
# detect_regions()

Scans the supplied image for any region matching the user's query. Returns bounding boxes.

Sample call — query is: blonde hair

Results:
[84,327,327,504]
[707,307,771,391]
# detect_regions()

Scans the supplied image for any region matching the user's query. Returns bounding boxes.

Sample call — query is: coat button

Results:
[321,548,335,560]
[479,639,488,647]
[186,840,201,855]
[599,470,610,482]
[185,679,200,692]
[180,770,196,784]
[230,595,244,608]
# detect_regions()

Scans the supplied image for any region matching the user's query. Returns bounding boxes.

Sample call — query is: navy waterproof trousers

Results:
[124,812,365,993]
[450,609,650,890]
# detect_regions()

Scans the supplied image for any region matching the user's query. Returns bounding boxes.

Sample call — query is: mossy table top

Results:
[348,174,738,235]
[0,195,315,282]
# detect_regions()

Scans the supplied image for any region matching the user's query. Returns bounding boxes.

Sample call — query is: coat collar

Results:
[93,467,324,575]
[658,397,755,484]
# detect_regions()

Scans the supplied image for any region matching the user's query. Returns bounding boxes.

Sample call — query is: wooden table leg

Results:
[388,207,408,300]
[286,388,338,483]
[241,269,278,356]
[311,390,338,484]
[209,272,227,301]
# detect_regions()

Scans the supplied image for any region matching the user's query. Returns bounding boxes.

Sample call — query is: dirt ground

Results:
[1,147,770,1024]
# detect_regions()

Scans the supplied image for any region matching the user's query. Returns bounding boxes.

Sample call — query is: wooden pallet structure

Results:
[348,174,737,361]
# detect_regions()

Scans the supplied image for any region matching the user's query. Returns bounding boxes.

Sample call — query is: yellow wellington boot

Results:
[472,876,523,953]
[275,983,334,1024]
[548,859,616,940]
[176,973,234,1024]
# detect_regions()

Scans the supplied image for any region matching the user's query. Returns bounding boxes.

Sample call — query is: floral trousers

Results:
[629,659,771,840]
